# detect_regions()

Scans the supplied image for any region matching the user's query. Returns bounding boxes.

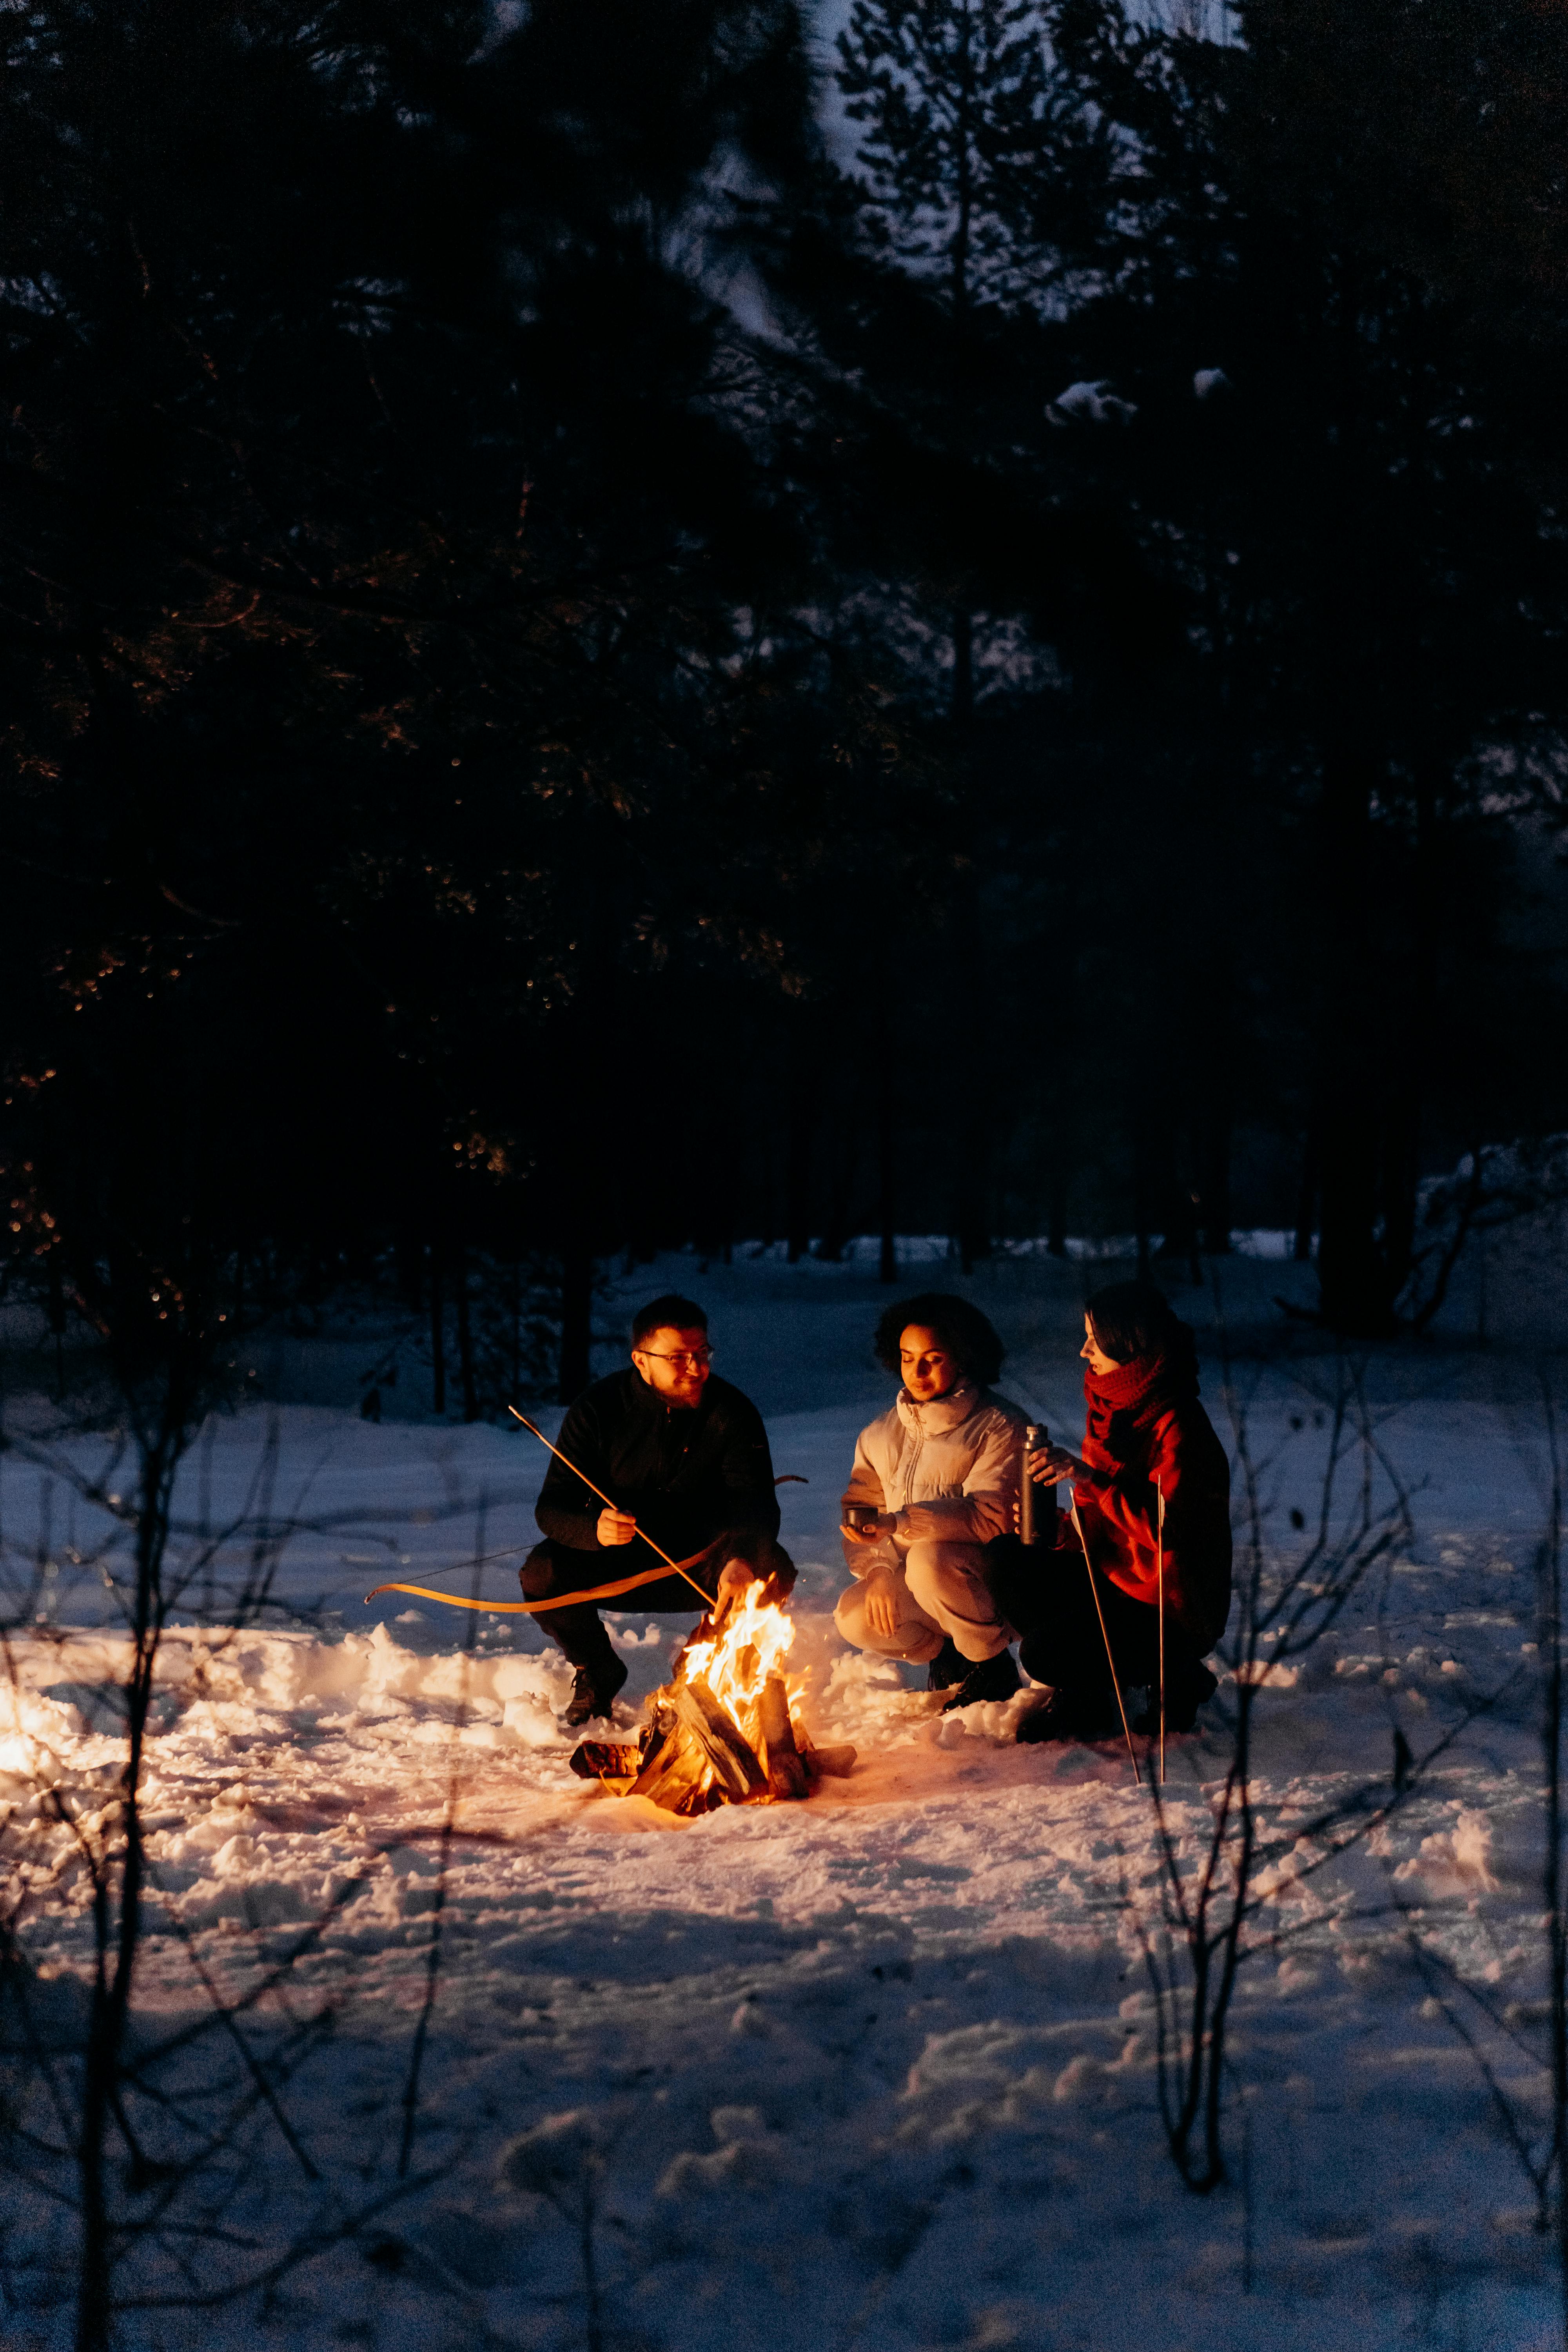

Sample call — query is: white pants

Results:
[834,1539,1011,1665]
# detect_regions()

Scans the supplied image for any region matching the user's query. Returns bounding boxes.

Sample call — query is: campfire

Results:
[570,1586,855,1814]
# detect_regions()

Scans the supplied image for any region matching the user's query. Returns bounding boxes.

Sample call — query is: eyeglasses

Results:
[637,1348,713,1371]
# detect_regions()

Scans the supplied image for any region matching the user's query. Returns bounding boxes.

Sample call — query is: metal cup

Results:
[844,1502,880,1530]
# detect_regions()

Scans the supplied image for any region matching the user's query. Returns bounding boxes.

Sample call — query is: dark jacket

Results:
[1072,1328,1232,1651]
[534,1368,781,1564]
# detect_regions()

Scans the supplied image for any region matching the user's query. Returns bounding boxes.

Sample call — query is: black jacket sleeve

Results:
[718,1392,782,1541]
[534,1392,609,1550]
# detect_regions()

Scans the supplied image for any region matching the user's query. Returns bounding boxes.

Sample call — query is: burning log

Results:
[564,1583,854,1815]
[799,1733,857,1780]
[568,1740,642,1782]
[757,1673,808,1801]
[670,1678,768,1800]
[628,1710,716,1815]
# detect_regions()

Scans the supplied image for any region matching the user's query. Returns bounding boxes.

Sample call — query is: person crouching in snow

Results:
[1013,1281,1230,1745]
[834,1295,1026,1712]
[520,1294,795,1728]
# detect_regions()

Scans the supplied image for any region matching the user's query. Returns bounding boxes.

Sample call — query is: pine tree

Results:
[828,4,1116,1260]
[835,0,1114,717]
[0,0,940,1384]
[837,0,1109,326]
[1052,0,1568,1330]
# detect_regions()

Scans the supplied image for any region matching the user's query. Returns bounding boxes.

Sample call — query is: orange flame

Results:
[681,1585,800,1750]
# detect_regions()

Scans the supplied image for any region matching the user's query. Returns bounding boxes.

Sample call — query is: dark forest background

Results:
[4,0,1567,1408]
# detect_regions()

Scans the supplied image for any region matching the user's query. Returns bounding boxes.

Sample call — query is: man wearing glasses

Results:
[521,1293,794,1725]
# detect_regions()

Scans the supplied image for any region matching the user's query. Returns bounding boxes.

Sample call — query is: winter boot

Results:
[941,1648,1022,1713]
[926,1636,967,1693]
[1016,1685,1121,1744]
[564,1651,628,1728]
[1136,1659,1218,1737]
[523,1574,629,1728]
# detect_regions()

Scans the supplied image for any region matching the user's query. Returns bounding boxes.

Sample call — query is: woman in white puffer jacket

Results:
[835,1294,1026,1711]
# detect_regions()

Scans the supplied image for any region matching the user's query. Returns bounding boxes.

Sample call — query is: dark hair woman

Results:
[871,1293,1005,1388]
[1014,1281,1231,1744]
[835,1293,1025,1714]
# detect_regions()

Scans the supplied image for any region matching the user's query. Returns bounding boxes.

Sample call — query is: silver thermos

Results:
[1021,1423,1045,1546]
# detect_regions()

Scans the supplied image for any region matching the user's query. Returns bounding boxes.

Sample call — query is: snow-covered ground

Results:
[3,1252,1566,2349]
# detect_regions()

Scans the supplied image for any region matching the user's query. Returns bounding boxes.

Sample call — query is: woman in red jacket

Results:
[1016,1281,1231,1744]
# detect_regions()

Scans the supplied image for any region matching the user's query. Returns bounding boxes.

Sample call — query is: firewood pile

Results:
[569,1585,855,1814]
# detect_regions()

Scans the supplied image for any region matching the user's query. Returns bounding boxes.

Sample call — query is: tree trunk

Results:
[1200,748,1236,1258]
[1318,1103,1389,1332]
[1047,1149,1068,1258]
[560,1227,592,1404]
[947,44,982,1267]
[818,1067,857,1264]
[562,1232,592,1392]
[76,1438,179,2352]
[509,1256,524,1400]
[1382,766,1438,1304]
[396,1224,424,1311]
[1315,744,1396,1335]
[48,1248,66,1399]
[952,877,989,1272]
[760,1118,777,1253]
[1202,1078,1233,1256]
[877,1022,897,1285]
[786,1015,816,1264]
[719,1149,735,1265]
[75,1987,113,2352]
[454,1243,479,1421]
[428,1238,446,1416]
[1293,1119,1318,1261]
[1157,1178,1203,1286]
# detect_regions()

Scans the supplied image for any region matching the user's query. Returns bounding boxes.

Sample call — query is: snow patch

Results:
[1394,1808,1499,1898]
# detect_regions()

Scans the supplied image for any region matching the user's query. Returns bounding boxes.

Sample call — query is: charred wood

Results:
[671,1680,768,1799]
[758,1674,809,1801]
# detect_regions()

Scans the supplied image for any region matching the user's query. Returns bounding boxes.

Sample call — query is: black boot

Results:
[1016,1685,1121,1744]
[942,1648,1021,1713]
[521,1573,629,1728]
[926,1636,967,1693]
[1136,1659,1218,1737]
[564,1653,628,1728]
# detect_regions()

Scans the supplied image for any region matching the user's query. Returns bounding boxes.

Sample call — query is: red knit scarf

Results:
[1084,1352,1170,1417]
[1081,1334,1197,1468]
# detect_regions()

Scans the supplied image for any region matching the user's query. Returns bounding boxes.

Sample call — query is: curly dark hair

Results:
[872,1293,1005,1388]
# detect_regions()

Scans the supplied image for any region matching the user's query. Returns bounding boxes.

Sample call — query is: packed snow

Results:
[2,1248,1564,2349]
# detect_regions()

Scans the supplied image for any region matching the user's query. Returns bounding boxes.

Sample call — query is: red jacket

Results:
[1069,1330,1232,1653]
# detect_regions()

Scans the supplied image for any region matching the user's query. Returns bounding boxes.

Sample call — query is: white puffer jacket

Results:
[841,1381,1026,1575]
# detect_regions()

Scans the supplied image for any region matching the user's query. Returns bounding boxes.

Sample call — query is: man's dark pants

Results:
[521,1528,796,1673]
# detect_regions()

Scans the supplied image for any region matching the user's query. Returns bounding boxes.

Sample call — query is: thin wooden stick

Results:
[1069,1497,1140,1785]
[507,1406,713,1604]
[1156,1478,1167,1785]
